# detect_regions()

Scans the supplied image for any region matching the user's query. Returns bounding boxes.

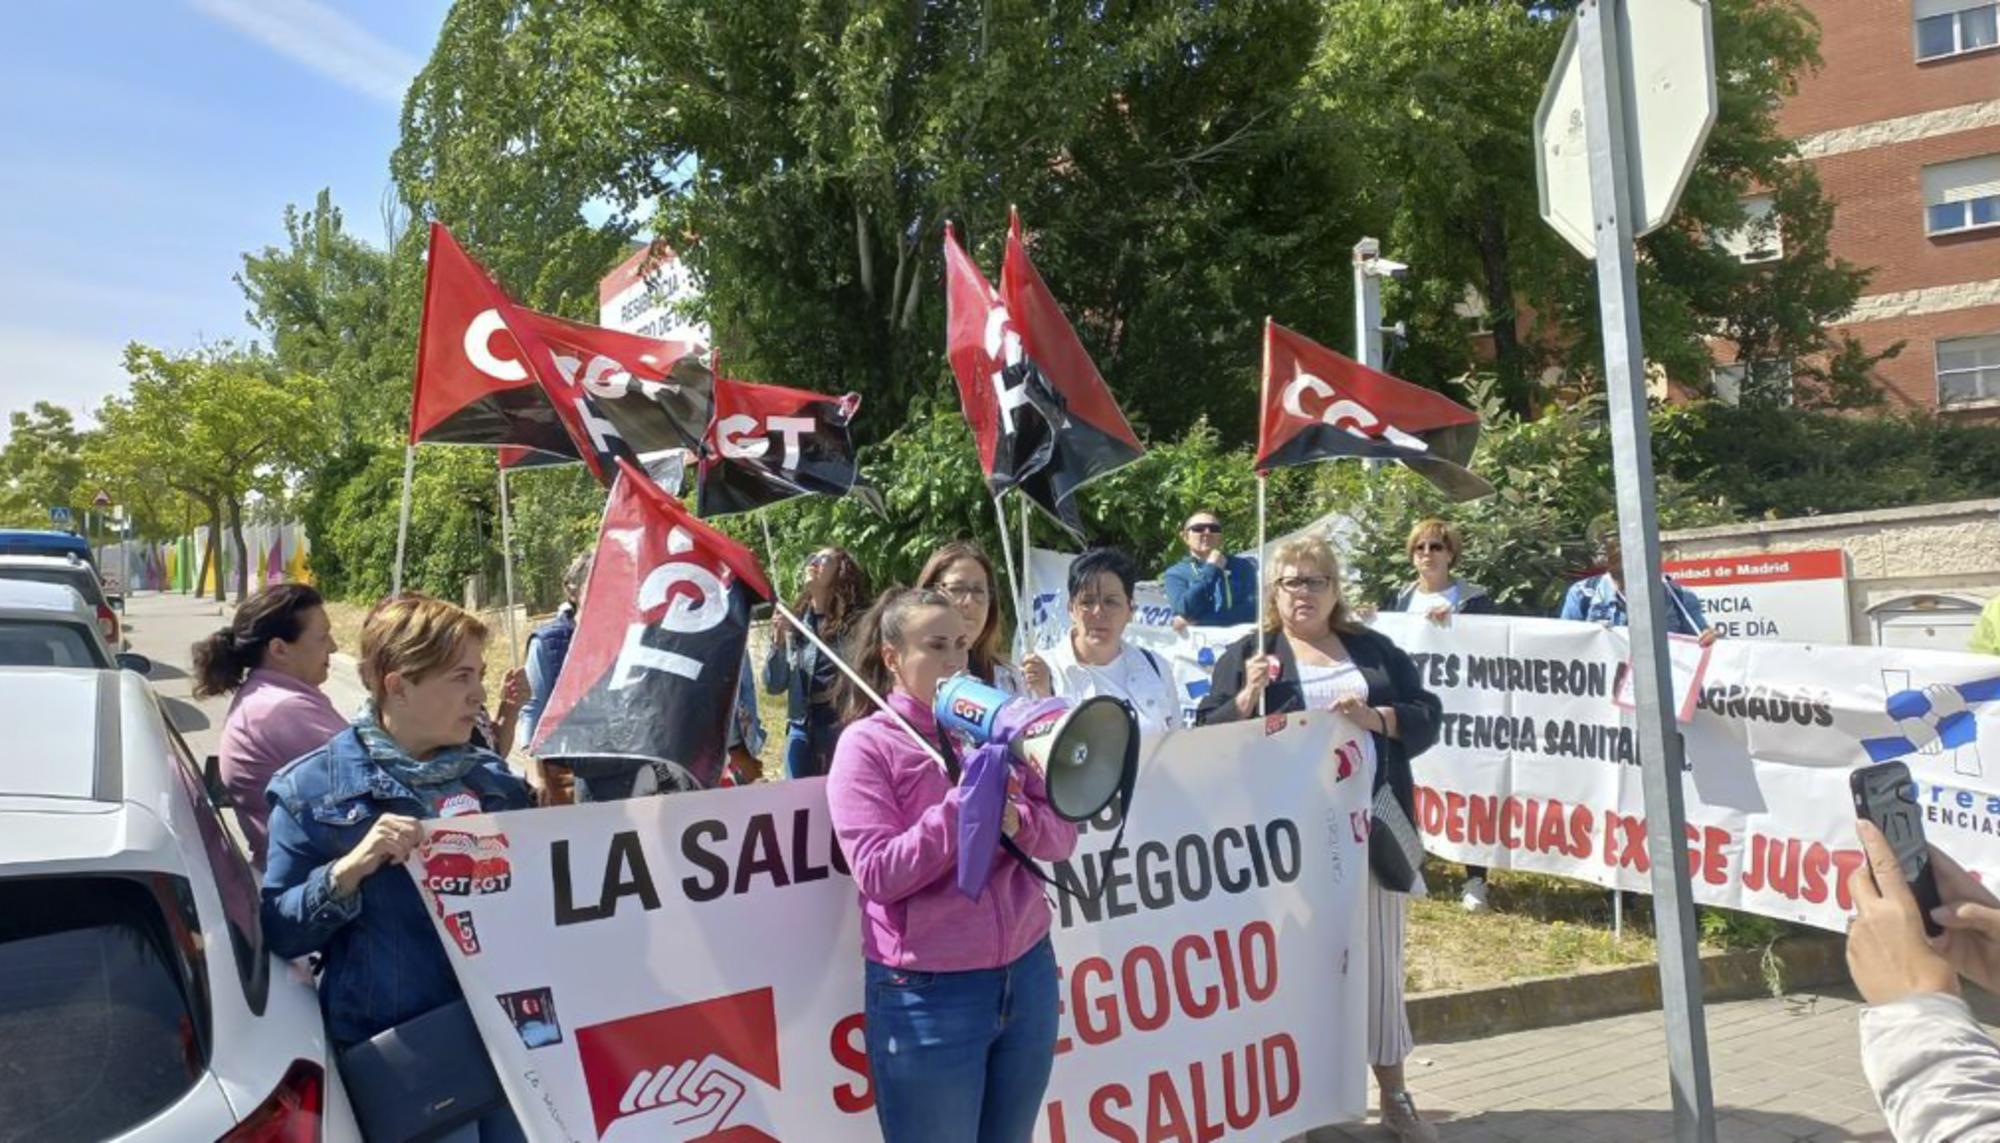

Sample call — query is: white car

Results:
[0,578,147,671]
[0,552,125,651]
[0,666,359,1141]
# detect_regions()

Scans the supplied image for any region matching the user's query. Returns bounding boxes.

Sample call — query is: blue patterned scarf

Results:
[353,702,487,791]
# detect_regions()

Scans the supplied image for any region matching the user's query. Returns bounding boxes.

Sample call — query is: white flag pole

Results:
[772,600,949,771]
[392,442,416,596]
[496,461,521,668]
[1019,491,1035,652]
[1257,316,1272,721]
[991,493,1022,642]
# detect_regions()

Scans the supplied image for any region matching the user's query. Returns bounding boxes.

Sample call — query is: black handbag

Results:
[1369,782,1426,894]
[336,999,521,1143]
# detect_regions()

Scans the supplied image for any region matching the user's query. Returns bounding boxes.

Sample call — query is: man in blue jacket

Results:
[1163,510,1261,630]
[1559,533,1720,645]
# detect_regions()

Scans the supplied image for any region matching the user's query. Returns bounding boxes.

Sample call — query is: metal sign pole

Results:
[1577,2,1715,1139]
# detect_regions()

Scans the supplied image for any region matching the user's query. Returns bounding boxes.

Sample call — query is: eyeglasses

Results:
[1413,541,1450,554]
[1072,594,1129,613]
[1187,523,1223,535]
[806,554,830,568]
[937,582,989,603]
[1277,575,1334,595]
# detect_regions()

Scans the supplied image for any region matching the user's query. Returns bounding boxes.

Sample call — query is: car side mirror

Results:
[115,652,152,675]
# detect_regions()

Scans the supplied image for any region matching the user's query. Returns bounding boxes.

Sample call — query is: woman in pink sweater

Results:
[826,587,1079,1143]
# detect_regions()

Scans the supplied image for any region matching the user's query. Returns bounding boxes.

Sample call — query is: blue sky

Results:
[0,0,450,437]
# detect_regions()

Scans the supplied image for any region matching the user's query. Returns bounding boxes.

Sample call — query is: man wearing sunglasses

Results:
[1163,511,1261,631]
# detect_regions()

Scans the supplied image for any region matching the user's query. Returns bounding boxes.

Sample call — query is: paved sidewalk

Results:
[1304,989,1929,1143]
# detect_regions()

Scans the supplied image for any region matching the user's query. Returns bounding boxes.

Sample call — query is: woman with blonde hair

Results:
[1384,517,1496,911]
[262,594,532,1140]
[1195,537,1443,1143]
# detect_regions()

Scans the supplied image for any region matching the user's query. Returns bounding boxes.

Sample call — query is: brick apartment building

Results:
[1739,0,2000,412]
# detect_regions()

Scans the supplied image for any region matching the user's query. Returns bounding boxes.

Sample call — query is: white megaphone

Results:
[933,674,1139,823]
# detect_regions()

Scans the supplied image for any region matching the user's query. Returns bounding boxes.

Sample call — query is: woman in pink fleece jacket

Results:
[827,587,1079,1143]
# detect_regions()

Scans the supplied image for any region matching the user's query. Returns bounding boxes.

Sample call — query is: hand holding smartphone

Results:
[1850,760,1945,937]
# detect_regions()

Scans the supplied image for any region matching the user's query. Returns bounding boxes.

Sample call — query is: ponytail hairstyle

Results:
[191,583,326,698]
[837,587,955,726]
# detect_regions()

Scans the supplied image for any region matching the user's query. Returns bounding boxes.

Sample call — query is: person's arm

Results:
[1195,642,1251,725]
[1007,762,1080,862]
[1377,635,1442,756]
[1973,599,2000,656]
[762,627,793,696]
[259,793,364,960]
[1165,561,1224,622]
[1860,993,2000,1143]
[826,736,961,905]
[519,636,550,745]
[1557,580,1590,621]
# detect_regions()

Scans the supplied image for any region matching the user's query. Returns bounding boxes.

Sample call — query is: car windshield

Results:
[0,877,210,1142]
[0,621,107,668]
[0,567,105,609]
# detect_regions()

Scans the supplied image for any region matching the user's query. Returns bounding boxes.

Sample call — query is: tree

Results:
[237,189,414,446]
[0,402,87,529]
[1309,0,1891,415]
[391,0,1360,445]
[91,345,330,602]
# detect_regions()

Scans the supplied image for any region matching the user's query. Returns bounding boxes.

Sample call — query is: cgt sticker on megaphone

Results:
[933,674,1140,824]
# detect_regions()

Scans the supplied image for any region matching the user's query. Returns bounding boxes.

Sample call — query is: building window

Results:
[1938,334,2000,406]
[1716,195,1783,264]
[1709,359,1794,406]
[1923,155,2000,236]
[1916,0,2000,60]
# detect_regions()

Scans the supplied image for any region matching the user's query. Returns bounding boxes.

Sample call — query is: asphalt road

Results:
[123,589,369,761]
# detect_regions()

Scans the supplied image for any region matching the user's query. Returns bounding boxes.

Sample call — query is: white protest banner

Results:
[1370,613,2000,931]
[409,713,1375,1143]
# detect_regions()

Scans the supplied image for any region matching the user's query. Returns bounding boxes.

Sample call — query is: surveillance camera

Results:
[1372,257,1410,278]
[1383,321,1408,343]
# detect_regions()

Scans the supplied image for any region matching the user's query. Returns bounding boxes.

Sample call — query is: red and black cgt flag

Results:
[1257,319,1492,501]
[528,458,774,788]
[945,222,1063,504]
[411,224,714,485]
[695,376,880,517]
[943,213,1145,536]
[411,222,583,465]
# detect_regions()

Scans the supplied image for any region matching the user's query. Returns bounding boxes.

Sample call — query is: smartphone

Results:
[1849,761,1944,937]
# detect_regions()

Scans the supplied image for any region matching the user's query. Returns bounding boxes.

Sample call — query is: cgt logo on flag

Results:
[576,988,782,1143]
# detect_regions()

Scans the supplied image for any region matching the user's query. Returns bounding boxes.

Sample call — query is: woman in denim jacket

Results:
[261,596,532,1057]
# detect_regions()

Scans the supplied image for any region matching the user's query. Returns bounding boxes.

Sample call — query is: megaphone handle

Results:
[772,601,952,773]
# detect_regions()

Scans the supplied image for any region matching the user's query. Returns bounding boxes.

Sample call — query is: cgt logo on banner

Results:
[408,714,1374,1143]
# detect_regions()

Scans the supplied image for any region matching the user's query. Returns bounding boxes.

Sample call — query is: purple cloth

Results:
[955,742,1014,898]
[219,668,349,867]
[826,691,1079,972]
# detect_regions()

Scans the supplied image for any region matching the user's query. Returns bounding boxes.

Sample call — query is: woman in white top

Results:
[1021,547,1179,735]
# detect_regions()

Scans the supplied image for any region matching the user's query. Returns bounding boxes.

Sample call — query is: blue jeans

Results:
[864,938,1059,1143]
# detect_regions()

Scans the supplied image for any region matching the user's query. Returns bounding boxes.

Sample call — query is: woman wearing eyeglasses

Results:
[917,541,1027,695]
[1195,536,1443,1143]
[1383,518,1496,911]
[1020,547,1178,735]
[764,547,871,779]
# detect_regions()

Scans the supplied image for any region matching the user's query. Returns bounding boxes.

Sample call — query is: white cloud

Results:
[0,327,136,434]
[188,0,421,107]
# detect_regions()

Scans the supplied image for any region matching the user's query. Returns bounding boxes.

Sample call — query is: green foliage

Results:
[237,189,415,446]
[1311,0,1892,415]
[1654,402,2000,520]
[318,445,502,603]
[0,403,87,528]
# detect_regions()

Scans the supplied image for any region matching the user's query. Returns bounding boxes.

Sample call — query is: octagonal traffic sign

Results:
[1535,0,1717,258]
